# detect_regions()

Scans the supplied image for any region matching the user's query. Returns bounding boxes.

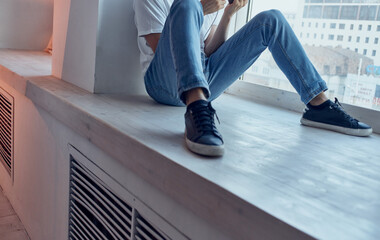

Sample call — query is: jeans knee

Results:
[256,9,285,24]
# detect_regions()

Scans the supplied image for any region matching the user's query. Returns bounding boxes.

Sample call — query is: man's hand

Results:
[224,0,248,17]
[201,0,226,15]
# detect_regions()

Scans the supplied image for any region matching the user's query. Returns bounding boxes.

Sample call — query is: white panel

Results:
[0,0,53,50]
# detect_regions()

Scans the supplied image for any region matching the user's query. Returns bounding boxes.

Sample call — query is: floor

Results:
[0,186,29,240]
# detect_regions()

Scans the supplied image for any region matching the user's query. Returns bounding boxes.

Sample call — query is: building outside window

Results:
[240,0,380,111]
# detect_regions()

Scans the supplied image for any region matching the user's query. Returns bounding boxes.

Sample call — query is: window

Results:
[303,6,308,18]
[340,6,358,20]
[323,65,330,75]
[323,6,340,19]
[359,6,377,20]
[309,6,322,18]
[336,66,342,75]
[240,0,380,112]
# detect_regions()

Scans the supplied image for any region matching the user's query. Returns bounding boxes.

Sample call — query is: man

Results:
[133,0,372,157]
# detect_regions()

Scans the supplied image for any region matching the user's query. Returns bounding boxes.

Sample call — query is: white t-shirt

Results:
[133,0,222,74]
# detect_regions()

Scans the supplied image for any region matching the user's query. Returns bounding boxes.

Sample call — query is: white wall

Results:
[94,0,144,94]
[53,0,145,94]
[0,0,53,50]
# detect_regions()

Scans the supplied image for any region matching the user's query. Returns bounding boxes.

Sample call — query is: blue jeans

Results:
[144,0,327,106]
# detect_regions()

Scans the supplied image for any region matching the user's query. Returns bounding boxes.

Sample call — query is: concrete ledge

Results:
[1,50,380,240]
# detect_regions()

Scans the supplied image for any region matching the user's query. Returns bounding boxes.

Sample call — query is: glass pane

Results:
[323,6,340,19]
[241,0,380,111]
[340,6,359,20]
[309,6,322,18]
[359,6,377,20]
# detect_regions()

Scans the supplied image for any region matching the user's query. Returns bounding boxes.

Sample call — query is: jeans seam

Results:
[274,35,325,103]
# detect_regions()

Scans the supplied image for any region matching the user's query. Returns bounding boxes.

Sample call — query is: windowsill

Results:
[1,49,380,239]
[226,80,380,134]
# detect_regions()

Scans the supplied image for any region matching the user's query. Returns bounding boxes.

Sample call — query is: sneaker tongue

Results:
[307,99,333,109]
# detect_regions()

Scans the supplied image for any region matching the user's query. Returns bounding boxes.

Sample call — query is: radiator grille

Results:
[135,214,167,240]
[0,88,13,175]
[69,157,172,240]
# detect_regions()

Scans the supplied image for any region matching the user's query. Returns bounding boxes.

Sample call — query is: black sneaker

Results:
[301,98,372,137]
[185,100,224,156]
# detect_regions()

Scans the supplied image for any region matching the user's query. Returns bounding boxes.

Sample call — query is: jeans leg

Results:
[144,0,209,106]
[206,10,327,104]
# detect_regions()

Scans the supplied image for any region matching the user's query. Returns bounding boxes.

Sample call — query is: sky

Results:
[252,0,303,14]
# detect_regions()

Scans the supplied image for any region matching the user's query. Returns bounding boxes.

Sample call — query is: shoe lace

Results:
[191,104,220,134]
[332,98,358,125]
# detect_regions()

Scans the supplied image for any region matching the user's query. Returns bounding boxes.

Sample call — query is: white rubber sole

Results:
[185,137,224,157]
[300,118,372,137]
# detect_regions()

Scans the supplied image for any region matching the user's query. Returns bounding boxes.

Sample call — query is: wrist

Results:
[222,10,233,20]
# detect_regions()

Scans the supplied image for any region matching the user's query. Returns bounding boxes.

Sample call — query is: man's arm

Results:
[145,33,161,53]
[204,0,248,57]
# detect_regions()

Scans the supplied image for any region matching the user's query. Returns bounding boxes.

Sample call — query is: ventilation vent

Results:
[69,152,183,240]
[135,213,167,240]
[0,87,14,176]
